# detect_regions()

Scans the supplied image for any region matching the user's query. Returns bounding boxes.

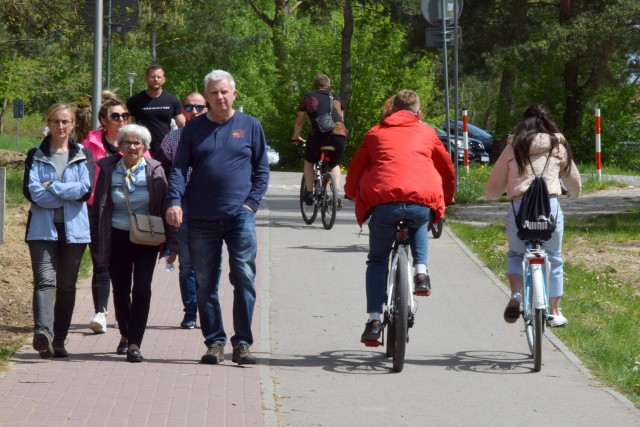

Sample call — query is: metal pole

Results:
[453,0,459,182]
[106,0,112,89]
[91,0,103,130]
[441,0,451,162]
[15,119,19,151]
[595,108,602,181]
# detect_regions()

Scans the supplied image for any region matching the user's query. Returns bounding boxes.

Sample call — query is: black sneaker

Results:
[180,314,196,329]
[201,341,225,364]
[232,343,257,365]
[33,330,53,359]
[304,190,314,206]
[414,273,431,295]
[52,337,68,358]
[360,320,383,343]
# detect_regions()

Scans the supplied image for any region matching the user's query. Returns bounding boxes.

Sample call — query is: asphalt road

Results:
[261,171,640,427]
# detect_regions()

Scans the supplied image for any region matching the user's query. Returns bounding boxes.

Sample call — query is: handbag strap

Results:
[121,174,134,215]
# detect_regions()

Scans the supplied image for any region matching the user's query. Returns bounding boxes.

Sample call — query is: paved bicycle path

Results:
[265,172,640,426]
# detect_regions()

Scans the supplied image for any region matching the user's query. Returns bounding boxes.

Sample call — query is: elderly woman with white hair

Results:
[90,124,177,362]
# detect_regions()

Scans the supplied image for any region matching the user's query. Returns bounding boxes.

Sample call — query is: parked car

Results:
[445,120,495,153]
[434,126,489,164]
[267,145,280,165]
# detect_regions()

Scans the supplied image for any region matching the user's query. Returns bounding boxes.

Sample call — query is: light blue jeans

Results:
[189,208,257,347]
[507,198,565,297]
[366,203,431,314]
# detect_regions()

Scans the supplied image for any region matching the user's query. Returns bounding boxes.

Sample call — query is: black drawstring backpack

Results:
[512,152,557,242]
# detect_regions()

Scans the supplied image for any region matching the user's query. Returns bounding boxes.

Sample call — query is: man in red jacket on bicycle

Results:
[344,89,456,343]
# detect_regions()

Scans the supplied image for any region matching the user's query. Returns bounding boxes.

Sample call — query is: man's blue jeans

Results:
[366,203,431,314]
[178,219,198,320]
[189,208,257,347]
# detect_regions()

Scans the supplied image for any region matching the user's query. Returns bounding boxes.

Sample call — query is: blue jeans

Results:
[366,203,431,314]
[507,198,565,297]
[178,219,199,319]
[28,223,87,340]
[190,208,257,347]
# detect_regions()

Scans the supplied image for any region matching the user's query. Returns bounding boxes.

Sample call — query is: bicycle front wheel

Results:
[299,175,318,224]
[321,174,337,230]
[391,249,410,373]
[431,220,443,238]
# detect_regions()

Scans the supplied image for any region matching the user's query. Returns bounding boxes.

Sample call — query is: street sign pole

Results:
[453,0,459,182]
[441,0,452,160]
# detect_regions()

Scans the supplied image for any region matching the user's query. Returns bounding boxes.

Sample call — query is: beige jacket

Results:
[485,133,581,201]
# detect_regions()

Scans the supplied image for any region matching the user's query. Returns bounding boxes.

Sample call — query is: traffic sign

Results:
[421,0,463,25]
[82,0,139,34]
[12,99,24,119]
[425,26,462,48]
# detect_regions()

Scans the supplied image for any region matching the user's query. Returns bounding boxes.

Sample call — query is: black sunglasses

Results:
[110,112,130,121]
[183,104,206,113]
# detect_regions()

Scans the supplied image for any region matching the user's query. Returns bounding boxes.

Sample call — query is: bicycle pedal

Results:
[414,291,431,297]
[363,340,382,347]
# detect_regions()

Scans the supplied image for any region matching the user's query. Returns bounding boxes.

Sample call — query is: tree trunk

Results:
[340,0,353,120]
[492,65,517,161]
[150,23,157,64]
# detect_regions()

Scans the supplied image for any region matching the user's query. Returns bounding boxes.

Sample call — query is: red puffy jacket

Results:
[344,110,456,227]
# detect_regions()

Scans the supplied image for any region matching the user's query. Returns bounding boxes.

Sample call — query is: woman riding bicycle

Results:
[344,90,456,343]
[485,104,581,327]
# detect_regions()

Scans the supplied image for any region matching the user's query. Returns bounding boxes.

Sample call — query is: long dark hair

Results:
[512,104,573,175]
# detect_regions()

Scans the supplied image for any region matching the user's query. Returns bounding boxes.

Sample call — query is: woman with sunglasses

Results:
[82,91,132,335]
[23,103,94,358]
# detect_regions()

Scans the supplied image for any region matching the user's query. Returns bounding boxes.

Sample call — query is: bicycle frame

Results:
[385,224,417,325]
[522,243,550,314]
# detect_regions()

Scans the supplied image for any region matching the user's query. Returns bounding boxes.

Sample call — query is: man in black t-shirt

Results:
[127,64,186,159]
[291,74,348,206]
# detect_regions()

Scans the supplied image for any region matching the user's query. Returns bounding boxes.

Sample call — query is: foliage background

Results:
[1,0,640,170]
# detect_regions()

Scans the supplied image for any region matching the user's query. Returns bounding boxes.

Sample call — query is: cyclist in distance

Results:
[291,74,348,205]
[345,89,456,343]
[485,103,581,327]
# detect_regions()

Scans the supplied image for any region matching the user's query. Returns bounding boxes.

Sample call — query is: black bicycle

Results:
[299,145,338,230]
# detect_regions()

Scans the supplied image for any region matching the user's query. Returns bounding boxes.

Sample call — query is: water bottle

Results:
[165,249,175,272]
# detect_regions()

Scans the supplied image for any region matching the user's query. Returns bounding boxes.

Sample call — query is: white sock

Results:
[368,313,381,322]
[415,263,427,275]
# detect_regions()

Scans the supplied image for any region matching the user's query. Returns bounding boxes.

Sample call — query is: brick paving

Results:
[0,212,270,427]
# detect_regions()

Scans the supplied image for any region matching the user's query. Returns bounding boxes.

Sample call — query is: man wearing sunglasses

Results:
[126,64,186,160]
[159,92,208,330]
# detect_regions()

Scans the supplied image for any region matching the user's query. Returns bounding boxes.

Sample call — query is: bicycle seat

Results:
[320,146,336,152]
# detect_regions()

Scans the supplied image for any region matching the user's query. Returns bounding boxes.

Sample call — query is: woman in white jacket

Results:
[485,104,581,327]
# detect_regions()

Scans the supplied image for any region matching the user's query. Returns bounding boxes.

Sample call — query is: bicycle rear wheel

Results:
[532,308,543,372]
[391,249,409,372]
[300,175,318,224]
[524,264,544,372]
[321,174,337,230]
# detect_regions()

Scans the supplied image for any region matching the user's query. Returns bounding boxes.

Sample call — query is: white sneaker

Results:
[89,311,107,334]
[548,310,568,327]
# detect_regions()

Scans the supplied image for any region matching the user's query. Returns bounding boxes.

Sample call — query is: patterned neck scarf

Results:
[116,157,146,193]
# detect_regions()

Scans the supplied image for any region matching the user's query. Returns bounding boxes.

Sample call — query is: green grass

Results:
[0,135,41,154]
[449,214,640,408]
